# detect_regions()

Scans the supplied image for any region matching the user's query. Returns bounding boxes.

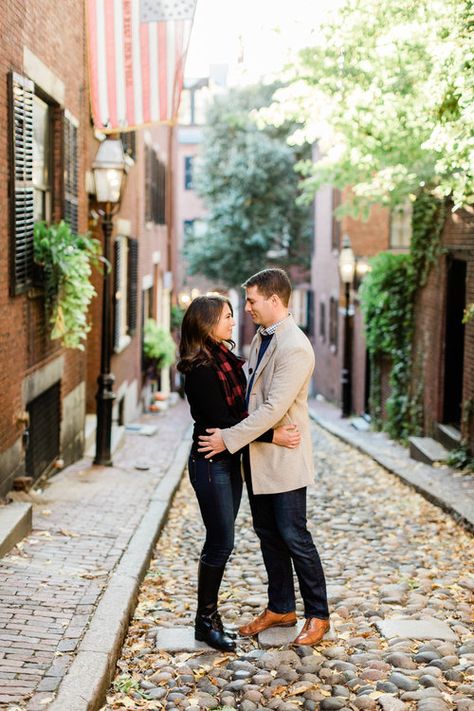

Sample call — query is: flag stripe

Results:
[96,0,110,127]
[114,0,127,127]
[140,23,151,123]
[131,0,143,126]
[166,21,175,122]
[158,22,167,121]
[87,0,103,129]
[149,22,159,122]
[105,0,118,128]
[87,0,195,131]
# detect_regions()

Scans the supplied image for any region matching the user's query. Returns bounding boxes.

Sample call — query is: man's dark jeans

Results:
[244,457,329,619]
[188,455,242,567]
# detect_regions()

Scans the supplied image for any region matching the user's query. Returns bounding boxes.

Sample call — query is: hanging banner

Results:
[86,0,196,132]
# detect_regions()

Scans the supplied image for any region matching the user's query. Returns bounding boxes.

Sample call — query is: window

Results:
[184,156,193,190]
[113,236,139,352]
[145,146,166,224]
[183,219,195,238]
[32,94,52,223]
[331,188,341,251]
[291,289,309,329]
[142,285,154,321]
[319,301,326,342]
[390,201,412,249]
[64,113,79,232]
[329,297,338,351]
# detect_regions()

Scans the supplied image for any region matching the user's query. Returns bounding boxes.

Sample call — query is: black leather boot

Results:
[194,561,236,652]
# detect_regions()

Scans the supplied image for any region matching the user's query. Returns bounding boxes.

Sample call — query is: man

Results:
[199,268,329,646]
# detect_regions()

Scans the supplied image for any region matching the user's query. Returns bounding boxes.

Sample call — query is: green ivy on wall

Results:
[360,191,447,440]
[360,252,414,439]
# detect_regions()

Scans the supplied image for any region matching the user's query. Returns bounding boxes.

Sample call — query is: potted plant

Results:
[143,318,176,377]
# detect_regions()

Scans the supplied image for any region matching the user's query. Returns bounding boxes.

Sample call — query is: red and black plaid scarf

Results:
[208,341,248,420]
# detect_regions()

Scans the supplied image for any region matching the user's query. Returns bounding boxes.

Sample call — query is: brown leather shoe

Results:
[238,608,297,637]
[292,617,330,646]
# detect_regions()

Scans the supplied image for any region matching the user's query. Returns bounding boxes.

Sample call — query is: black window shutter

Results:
[64,116,79,233]
[113,238,123,352]
[145,146,152,222]
[127,238,139,337]
[9,72,35,295]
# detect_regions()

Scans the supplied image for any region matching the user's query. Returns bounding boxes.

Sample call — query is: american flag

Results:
[86,0,196,132]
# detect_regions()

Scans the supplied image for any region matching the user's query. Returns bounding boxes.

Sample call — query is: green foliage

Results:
[447,446,474,473]
[463,303,474,323]
[33,221,102,350]
[143,319,176,368]
[113,674,140,694]
[170,304,185,330]
[185,83,312,287]
[360,251,414,439]
[359,191,449,439]
[410,192,447,287]
[260,0,474,215]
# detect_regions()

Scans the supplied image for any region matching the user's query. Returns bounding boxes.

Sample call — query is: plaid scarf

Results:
[208,341,248,420]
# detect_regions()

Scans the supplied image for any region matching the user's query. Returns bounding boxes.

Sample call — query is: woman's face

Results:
[211,302,235,342]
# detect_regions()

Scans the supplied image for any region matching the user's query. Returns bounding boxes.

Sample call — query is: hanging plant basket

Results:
[33,221,103,350]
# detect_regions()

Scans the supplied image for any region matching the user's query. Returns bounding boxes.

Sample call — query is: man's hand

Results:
[198,428,226,458]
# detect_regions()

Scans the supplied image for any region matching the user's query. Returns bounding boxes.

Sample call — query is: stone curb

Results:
[49,428,192,711]
[309,409,474,533]
[0,502,32,558]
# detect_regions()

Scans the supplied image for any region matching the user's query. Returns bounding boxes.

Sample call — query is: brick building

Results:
[311,146,399,415]
[0,0,179,492]
[85,123,174,451]
[0,0,90,494]
[411,207,474,452]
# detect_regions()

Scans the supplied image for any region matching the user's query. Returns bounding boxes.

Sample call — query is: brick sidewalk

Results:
[309,397,474,530]
[0,400,192,710]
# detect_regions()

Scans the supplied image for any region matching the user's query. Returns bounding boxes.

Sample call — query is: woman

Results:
[177,295,300,652]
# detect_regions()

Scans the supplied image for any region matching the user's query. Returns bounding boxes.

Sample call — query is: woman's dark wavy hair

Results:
[177,295,234,373]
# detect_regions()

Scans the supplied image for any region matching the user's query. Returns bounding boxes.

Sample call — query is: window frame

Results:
[390,200,412,250]
[184,155,193,190]
[329,296,338,353]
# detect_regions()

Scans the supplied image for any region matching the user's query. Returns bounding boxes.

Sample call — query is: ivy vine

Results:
[33,221,103,350]
[360,191,447,440]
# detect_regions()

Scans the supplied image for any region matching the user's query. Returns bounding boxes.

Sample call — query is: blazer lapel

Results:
[251,335,277,387]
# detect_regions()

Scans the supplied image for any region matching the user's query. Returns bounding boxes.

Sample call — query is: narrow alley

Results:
[103,422,474,711]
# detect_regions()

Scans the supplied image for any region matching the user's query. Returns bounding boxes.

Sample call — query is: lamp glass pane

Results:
[94,168,123,203]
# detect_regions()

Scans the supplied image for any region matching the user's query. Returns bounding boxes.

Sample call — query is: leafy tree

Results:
[184,83,312,287]
[259,0,473,215]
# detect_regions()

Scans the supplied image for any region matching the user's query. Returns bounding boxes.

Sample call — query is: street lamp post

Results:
[92,139,128,465]
[338,234,356,418]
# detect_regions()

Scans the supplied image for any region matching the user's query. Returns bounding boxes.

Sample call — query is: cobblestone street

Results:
[103,422,474,711]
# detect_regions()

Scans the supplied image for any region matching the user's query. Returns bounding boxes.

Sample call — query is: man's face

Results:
[244,285,275,327]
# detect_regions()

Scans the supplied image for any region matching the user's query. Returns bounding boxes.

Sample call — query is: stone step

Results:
[408,436,449,466]
[0,502,32,558]
[434,423,462,451]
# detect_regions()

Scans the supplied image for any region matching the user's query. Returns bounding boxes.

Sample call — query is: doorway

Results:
[442,258,466,426]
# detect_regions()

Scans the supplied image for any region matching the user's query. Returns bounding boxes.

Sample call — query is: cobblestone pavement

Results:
[0,400,191,710]
[104,422,474,711]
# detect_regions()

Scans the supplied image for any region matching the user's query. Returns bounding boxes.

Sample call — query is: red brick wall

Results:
[312,177,390,408]
[86,125,172,415]
[0,0,88,474]
[412,206,474,450]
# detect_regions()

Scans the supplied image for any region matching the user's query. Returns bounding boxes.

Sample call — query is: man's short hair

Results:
[242,268,292,307]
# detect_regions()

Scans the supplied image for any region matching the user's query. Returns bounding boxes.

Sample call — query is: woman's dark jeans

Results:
[188,455,242,567]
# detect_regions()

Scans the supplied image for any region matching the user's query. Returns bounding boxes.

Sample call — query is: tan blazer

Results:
[221,315,315,495]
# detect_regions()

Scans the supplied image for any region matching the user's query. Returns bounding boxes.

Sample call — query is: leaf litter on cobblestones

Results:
[103,424,474,711]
